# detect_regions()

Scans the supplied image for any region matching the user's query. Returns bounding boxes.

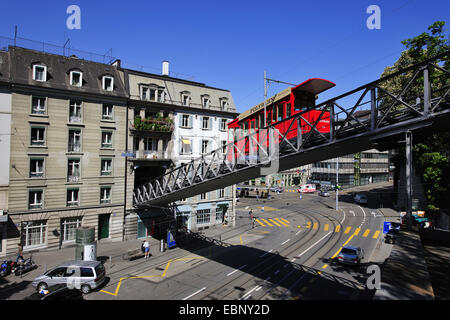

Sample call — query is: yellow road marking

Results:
[363,229,371,237]
[373,230,381,239]
[313,222,318,230]
[280,218,290,224]
[255,219,266,227]
[275,218,289,227]
[344,226,351,234]
[306,221,311,228]
[262,219,273,227]
[354,228,361,236]
[324,224,329,231]
[331,233,356,259]
[269,219,281,227]
[322,264,328,269]
[335,225,341,232]
[297,225,301,229]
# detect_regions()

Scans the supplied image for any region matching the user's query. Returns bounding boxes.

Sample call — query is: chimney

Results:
[162,61,169,76]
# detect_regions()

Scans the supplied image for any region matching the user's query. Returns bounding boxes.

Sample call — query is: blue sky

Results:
[0,0,448,113]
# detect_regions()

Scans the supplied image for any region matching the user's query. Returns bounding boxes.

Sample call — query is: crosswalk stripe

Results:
[354,228,361,236]
[362,229,370,237]
[280,218,289,224]
[255,219,265,227]
[269,219,281,227]
[335,225,341,232]
[373,230,381,239]
[262,219,273,227]
[344,226,351,234]
[324,224,329,231]
[275,218,289,227]
[313,222,318,230]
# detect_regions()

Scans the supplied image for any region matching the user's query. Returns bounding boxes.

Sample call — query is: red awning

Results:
[292,78,336,95]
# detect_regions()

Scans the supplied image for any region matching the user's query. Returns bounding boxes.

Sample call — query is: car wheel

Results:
[37,282,48,292]
[81,284,91,294]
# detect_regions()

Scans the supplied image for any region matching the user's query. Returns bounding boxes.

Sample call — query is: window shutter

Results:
[179,115,183,127]
[209,117,213,130]
[189,115,192,128]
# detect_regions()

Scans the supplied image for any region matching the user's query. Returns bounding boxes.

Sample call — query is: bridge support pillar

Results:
[406,130,413,230]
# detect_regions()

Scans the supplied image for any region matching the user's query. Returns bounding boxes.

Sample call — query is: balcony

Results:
[131,116,174,134]
[131,150,169,160]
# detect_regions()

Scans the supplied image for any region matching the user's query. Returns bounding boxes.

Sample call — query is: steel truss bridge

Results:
[133,52,450,207]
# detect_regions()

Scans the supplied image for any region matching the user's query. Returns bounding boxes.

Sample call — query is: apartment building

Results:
[2,46,128,255]
[122,62,238,239]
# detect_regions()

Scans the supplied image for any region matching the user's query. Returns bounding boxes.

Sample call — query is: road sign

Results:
[167,230,176,249]
[121,152,135,157]
[383,222,391,234]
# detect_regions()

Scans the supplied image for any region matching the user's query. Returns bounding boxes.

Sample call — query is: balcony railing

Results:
[131,150,170,160]
[131,116,174,133]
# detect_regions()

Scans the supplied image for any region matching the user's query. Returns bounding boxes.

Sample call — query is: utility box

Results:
[75,227,97,261]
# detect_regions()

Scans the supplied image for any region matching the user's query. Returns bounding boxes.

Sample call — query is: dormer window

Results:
[141,84,165,102]
[33,64,47,82]
[201,95,211,108]
[181,91,191,106]
[70,70,83,87]
[102,76,114,91]
[141,85,149,100]
[220,98,229,110]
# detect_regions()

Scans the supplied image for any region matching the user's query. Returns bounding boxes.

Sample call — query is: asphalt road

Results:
[85,188,388,300]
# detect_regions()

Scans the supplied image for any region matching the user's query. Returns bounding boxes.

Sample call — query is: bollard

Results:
[160,239,164,252]
[109,256,112,269]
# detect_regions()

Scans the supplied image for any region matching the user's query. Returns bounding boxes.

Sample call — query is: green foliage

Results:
[134,115,174,132]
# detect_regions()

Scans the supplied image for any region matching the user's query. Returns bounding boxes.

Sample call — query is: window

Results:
[66,189,79,207]
[30,158,44,177]
[67,159,80,182]
[23,220,47,247]
[100,187,111,204]
[80,267,94,277]
[277,104,283,122]
[141,86,149,100]
[220,99,228,110]
[70,71,82,87]
[272,107,277,123]
[102,76,114,91]
[31,97,46,115]
[202,116,211,130]
[157,89,164,102]
[101,159,112,176]
[102,104,113,120]
[181,138,191,154]
[202,96,210,108]
[218,188,225,198]
[69,100,82,123]
[196,209,211,224]
[182,94,190,106]
[28,190,43,210]
[201,140,209,154]
[62,217,82,242]
[220,119,227,131]
[149,88,156,101]
[143,137,155,151]
[30,127,45,146]
[221,140,227,154]
[286,103,292,118]
[33,65,47,82]
[180,114,191,128]
[68,129,81,152]
[101,131,113,148]
[216,206,225,221]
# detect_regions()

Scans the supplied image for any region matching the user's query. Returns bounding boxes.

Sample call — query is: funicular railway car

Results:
[226,78,336,164]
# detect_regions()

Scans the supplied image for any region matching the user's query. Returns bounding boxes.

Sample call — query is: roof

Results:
[57,260,102,267]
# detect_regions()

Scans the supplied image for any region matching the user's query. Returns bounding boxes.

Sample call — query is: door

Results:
[47,267,68,286]
[137,218,147,239]
[98,214,110,240]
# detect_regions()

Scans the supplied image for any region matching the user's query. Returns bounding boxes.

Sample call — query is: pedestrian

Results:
[143,239,150,259]
[16,243,24,263]
[141,240,145,254]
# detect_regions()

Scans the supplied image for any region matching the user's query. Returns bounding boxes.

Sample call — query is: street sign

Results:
[383,222,391,234]
[167,230,176,249]
[121,152,135,157]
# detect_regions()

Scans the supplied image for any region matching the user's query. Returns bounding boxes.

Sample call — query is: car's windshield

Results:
[341,248,357,255]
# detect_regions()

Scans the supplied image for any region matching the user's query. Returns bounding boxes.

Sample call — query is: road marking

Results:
[324,224,329,231]
[262,219,273,227]
[354,227,361,236]
[306,221,311,228]
[183,287,207,300]
[349,210,355,216]
[362,229,371,237]
[295,230,301,236]
[344,226,352,234]
[297,232,332,258]
[227,265,247,276]
[260,249,273,258]
[313,222,318,230]
[373,230,381,239]
[255,219,265,227]
[281,239,290,245]
[322,264,328,269]
[291,258,296,262]
[240,286,260,300]
[335,225,341,232]
[269,219,281,227]
[280,218,290,224]
[275,218,289,227]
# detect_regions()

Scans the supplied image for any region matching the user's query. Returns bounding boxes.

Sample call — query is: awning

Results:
[182,139,190,145]
[197,203,212,210]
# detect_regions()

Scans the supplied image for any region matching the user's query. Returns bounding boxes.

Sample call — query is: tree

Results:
[381,21,450,212]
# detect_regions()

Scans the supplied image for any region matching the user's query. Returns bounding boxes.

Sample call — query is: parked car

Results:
[32,260,106,294]
[354,193,368,204]
[318,190,330,197]
[337,245,364,265]
[24,284,84,300]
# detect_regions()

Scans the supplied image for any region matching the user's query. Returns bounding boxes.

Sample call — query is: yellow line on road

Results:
[373,230,381,239]
[313,222,318,230]
[354,228,361,236]
[280,218,290,224]
[324,224,329,231]
[335,225,341,232]
[275,218,289,227]
[262,219,273,227]
[255,219,266,227]
[344,226,352,234]
[306,221,311,228]
[269,219,281,227]
[362,229,371,237]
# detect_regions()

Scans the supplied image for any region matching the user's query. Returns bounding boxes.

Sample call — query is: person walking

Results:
[143,239,150,259]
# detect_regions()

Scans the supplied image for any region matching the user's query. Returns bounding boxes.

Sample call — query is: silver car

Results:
[32,260,106,294]
[337,245,364,265]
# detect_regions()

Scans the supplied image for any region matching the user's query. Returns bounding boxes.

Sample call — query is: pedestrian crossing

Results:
[253,218,382,239]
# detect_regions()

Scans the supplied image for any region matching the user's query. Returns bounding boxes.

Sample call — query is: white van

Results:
[297,184,316,193]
